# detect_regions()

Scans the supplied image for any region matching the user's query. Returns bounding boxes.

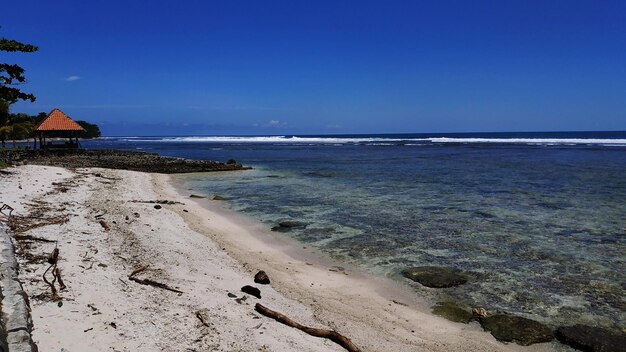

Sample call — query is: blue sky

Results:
[2,0,625,136]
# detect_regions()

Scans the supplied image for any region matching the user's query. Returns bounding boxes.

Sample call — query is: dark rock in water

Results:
[254,271,271,285]
[278,220,307,228]
[153,204,162,210]
[401,266,468,288]
[271,220,308,232]
[241,285,261,299]
[555,325,626,352]
[432,302,473,324]
[212,195,226,201]
[189,194,206,199]
[480,314,553,346]
[227,159,237,165]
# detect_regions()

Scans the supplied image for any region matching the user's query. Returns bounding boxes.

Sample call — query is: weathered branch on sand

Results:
[127,265,183,294]
[254,303,361,352]
[43,247,63,301]
[14,234,56,243]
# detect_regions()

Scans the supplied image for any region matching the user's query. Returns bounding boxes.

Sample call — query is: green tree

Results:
[76,120,101,138]
[0,113,33,148]
[0,37,38,104]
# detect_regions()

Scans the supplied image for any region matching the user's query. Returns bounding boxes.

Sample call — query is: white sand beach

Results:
[0,165,557,351]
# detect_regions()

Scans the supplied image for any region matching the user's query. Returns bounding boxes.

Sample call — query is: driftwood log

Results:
[255,303,361,352]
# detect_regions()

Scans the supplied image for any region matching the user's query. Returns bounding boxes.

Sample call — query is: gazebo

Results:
[34,109,86,149]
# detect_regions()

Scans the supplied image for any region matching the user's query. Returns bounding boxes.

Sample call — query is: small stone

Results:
[241,285,261,299]
[254,271,270,285]
[154,204,162,209]
[213,195,226,201]
[227,292,237,298]
[189,194,206,198]
[480,314,553,346]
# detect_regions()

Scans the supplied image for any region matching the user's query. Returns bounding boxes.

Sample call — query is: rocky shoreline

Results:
[0,149,250,174]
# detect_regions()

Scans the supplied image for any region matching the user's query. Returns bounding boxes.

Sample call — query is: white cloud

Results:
[269,120,280,125]
[65,76,81,81]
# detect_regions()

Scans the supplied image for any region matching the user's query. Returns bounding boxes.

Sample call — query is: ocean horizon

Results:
[84,130,626,331]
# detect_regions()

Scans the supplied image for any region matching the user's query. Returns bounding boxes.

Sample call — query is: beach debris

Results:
[555,324,626,352]
[329,266,348,275]
[432,302,473,324]
[255,303,362,352]
[129,200,183,205]
[189,194,206,199]
[154,204,162,210]
[0,203,14,219]
[8,211,69,234]
[127,265,183,294]
[241,285,261,298]
[13,234,56,243]
[254,271,270,285]
[99,220,110,231]
[400,266,468,288]
[480,314,554,346]
[472,307,488,319]
[212,195,226,201]
[195,310,211,327]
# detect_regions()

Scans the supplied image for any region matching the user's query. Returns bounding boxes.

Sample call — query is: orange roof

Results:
[35,109,86,132]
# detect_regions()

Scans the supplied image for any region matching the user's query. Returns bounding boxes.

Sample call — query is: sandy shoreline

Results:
[0,165,558,351]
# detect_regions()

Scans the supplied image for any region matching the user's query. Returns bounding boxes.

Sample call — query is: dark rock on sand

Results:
[271,220,308,232]
[212,195,226,201]
[401,266,468,288]
[241,285,261,299]
[189,194,206,199]
[254,271,271,285]
[555,325,626,352]
[153,204,162,210]
[431,302,473,324]
[480,314,553,346]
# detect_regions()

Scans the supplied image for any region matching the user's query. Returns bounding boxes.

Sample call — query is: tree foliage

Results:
[76,120,101,138]
[0,37,38,104]
[0,112,33,148]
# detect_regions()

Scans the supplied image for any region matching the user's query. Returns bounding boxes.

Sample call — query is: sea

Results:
[83,131,626,329]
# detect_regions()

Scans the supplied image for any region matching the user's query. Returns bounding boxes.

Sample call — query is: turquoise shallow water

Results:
[85,133,626,330]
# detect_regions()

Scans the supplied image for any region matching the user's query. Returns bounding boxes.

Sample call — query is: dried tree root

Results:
[43,248,60,301]
[55,267,66,290]
[254,303,361,352]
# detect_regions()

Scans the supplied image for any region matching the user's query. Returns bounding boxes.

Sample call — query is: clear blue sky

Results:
[2,0,625,136]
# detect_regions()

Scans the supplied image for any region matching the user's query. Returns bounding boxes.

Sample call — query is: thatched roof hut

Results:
[34,109,85,149]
